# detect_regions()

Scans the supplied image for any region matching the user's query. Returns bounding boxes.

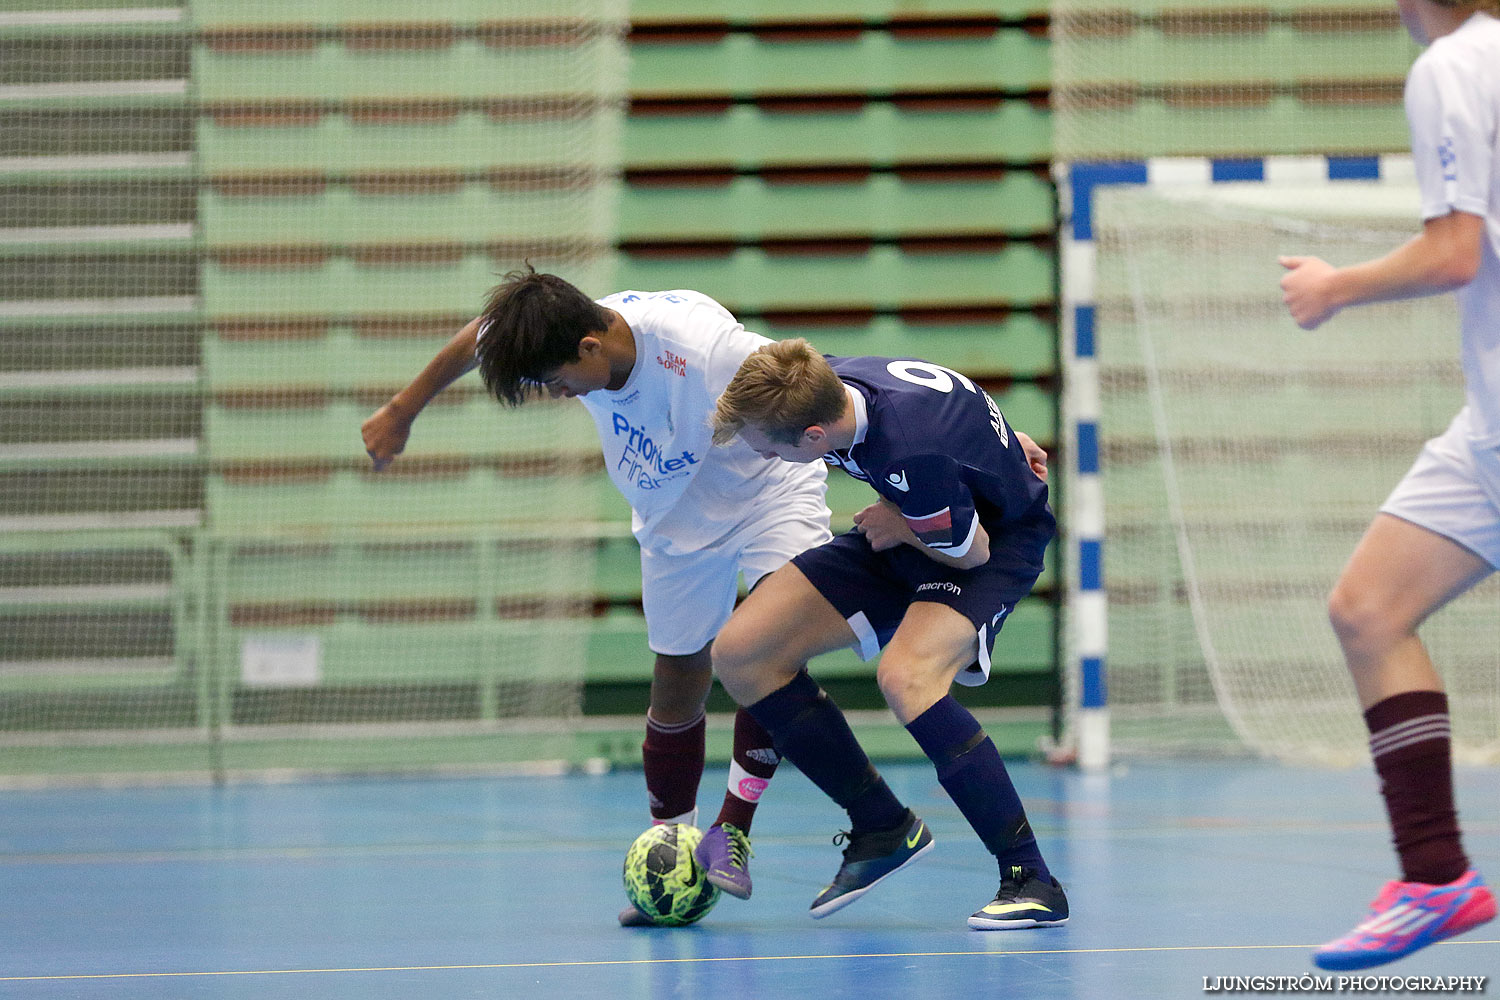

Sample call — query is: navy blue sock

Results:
[746,671,907,834]
[906,696,1049,879]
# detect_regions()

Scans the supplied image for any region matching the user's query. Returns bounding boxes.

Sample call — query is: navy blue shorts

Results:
[790,529,1042,687]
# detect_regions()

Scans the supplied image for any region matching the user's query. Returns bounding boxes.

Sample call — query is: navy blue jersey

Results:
[822,355,1054,574]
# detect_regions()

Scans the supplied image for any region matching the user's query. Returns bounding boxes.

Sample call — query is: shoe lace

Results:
[831,826,893,863]
[723,825,753,865]
[831,829,855,858]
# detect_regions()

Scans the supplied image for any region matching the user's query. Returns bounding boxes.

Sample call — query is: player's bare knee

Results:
[649,653,714,721]
[709,626,760,691]
[1327,583,1372,650]
[653,649,711,684]
[713,623,808,705]
[875,660,941,722]
[1328,579,1406,659]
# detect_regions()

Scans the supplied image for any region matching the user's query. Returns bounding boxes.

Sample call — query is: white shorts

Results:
[1380,408,1500,569]
[639,495,832,656]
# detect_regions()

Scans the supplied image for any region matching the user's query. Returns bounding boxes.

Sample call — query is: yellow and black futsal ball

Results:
[621,823,721,926]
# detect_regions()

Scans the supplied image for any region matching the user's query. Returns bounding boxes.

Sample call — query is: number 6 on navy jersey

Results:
[885,360,977,394]
[885,361,1007,446]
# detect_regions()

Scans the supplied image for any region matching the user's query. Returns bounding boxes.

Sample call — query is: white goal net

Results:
[0,0,627,782]
[1095,174,1500,765]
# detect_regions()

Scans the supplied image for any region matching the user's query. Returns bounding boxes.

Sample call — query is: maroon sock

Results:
[642,710,705,823]
[1365,690,1469,885]
[713,708,780,833]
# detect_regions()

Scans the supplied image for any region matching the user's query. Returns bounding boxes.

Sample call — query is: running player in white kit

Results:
[1279,0,1500,968]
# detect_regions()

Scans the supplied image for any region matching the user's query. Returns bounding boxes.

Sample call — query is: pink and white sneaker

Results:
[1314,868,1496,970]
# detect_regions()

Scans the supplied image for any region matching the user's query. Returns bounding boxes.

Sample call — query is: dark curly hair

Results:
[474,266,611,407]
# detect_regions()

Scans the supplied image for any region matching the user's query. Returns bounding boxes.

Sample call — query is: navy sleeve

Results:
[878,453,980,558]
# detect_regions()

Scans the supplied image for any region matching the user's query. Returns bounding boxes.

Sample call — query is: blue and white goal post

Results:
[1055,154,1412,771]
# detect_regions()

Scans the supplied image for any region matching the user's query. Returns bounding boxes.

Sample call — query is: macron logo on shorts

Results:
[886,470,910,492]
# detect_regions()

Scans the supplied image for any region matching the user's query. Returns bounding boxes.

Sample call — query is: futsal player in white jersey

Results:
[1279,0,1500,969]
[361,268,832,923]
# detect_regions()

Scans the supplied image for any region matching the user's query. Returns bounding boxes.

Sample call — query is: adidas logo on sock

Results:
[746,748,781,766]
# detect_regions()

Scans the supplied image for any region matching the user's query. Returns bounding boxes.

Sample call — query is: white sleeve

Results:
[666,295,767,399]
[1406,52,1493,221]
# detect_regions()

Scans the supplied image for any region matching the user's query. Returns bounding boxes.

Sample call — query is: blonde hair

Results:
[712,339,848,446]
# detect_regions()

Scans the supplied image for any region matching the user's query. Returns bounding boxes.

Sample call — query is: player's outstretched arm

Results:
[1279,210,1484,330]
[361,317,484,470]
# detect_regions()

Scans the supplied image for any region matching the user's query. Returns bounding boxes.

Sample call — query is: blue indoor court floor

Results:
[2,759,1496,999]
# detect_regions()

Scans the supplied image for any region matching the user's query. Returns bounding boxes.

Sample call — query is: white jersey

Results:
[582,289,826,554]
[1406,11,1500,446]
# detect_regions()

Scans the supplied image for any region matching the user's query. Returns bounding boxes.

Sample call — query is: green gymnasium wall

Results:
[611,0,1063,724]
[0,0,1059,777]
[0,0,1417,777]
[1051,0,1417,160]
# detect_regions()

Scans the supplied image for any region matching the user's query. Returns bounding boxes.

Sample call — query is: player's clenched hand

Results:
[1015,430,1047,482]
[361,402,413,471]
[852,499,914,552]
[1279,255,1340,330]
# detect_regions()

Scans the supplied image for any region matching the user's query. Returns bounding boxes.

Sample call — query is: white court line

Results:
[3,940,1495,982]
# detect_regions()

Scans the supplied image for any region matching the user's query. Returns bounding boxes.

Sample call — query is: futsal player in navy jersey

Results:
[708,338,1067,928]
